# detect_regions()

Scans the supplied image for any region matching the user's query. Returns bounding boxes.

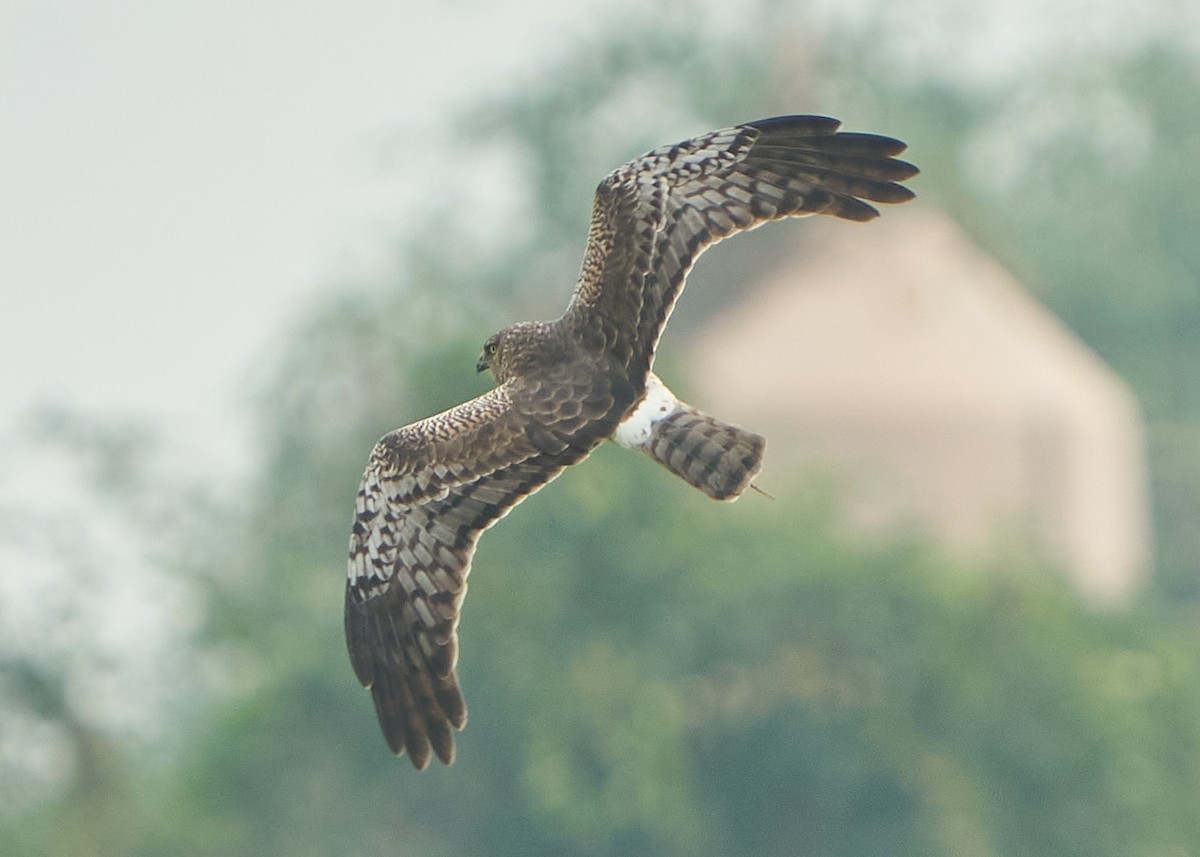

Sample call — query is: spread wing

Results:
[565,114,919,385]
[345,369,630,769]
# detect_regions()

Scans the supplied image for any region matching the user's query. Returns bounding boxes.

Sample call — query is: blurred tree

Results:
[0,409,217,857]
[816,9,1200,601]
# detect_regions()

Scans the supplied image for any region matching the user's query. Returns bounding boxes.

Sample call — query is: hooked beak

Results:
[476,356,489,374]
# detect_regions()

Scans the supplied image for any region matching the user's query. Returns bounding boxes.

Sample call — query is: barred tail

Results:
[646,407,765,500]
[614,374,765,501]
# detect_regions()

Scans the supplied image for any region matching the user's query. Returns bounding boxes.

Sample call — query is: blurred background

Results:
[3,0,1200,854]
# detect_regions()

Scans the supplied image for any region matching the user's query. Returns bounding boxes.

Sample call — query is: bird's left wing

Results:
[565,114,918,386]
[345,369,628,768]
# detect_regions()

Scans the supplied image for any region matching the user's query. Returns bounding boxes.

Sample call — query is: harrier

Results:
[346,115,918,768]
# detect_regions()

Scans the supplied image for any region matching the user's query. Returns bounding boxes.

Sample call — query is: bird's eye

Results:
[485,341,497,355]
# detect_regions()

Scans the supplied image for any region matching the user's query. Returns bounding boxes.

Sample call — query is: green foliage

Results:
[80,443,1200,857]
[69,291,1196,856]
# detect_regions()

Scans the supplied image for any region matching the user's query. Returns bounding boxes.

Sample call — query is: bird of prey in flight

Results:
[345,114,918,768]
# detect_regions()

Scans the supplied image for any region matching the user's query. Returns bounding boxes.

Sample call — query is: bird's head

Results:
[476,332,501,377]
[476,321,555,384]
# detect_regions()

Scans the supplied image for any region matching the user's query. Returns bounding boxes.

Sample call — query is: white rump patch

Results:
[613,374,680,450]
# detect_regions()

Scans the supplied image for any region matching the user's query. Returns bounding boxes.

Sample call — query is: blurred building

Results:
[686,207,1151,606]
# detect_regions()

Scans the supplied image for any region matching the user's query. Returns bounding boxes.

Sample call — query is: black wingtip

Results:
[831,131,911,157]
[746,118,918,169]
[888,158,921,181]
[747,114,842,136]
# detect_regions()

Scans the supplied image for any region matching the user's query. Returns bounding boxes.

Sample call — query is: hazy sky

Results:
[1,0,643,468]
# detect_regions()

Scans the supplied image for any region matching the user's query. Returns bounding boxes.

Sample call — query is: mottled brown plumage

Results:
[345,115,918,768]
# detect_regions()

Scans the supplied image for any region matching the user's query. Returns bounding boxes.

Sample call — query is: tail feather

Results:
[647,407,765,500]
[614,374,765,501]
